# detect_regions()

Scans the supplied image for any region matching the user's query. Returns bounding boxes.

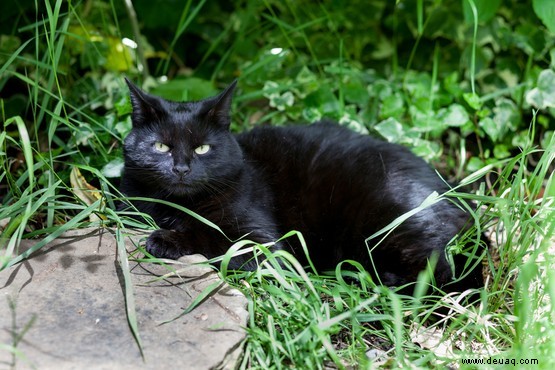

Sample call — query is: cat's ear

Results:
[125,78,163,127]
[206,80,237,129]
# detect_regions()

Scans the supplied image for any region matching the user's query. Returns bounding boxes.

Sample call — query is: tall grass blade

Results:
[160,0,207,75]
[2,199,100,270]
[5,117,34,189]
[115,227,145,358]
[466,0,478,94]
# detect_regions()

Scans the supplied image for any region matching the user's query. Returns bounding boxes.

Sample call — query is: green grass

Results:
[1,0,555,368]
[220,132,554,368]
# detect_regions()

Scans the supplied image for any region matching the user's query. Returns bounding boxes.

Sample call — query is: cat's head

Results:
[122,79,243,198]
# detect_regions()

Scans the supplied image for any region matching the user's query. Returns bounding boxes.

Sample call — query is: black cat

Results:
[120,79,484,291]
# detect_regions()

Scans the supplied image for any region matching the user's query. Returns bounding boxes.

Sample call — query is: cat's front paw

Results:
[145,229,187,259]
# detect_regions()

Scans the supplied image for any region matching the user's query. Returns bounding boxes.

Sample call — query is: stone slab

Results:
[0,228,248,370]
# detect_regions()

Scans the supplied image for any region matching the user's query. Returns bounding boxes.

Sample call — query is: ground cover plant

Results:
[1,0,555,368]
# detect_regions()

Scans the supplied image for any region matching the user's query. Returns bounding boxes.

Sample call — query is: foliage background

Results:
[1,0,555,368]
[2,0,555,182]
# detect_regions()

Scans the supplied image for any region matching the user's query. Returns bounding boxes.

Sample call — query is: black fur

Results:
[120,80,483,290]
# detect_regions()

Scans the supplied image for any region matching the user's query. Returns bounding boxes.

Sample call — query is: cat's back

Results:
[237,120,456,225]
[237,121,437,195]
[237,121,390,172]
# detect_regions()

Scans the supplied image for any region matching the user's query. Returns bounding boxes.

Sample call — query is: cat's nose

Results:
[172,164,191,176]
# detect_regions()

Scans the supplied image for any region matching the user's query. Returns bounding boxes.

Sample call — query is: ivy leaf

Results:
[467,157,486,173]
[533,0,555,34]
[493,144,511,159]
[443,72,463,98]
[343,78,368,105]
[296,66,317,84]
[302,107,322,122]
[368,80,393,99]
[269,91,295,111]
[541,131,555,149]
[115,94,132,116]
[526,69,555,109]
[404,71,432,99]
[479,117,499,142]
[295,67,319,96]
[493,98,519,132]
[339,113,368,134]
[101,158,125,178]
[262,81,280,99]
[512,131,532,148]
[304,86,339,115]
[436,104,470,127]
[410,138,441,161]
[380,92,404,120]
[374,117,405,143]
[409,106,442,132]
[463,92,482,110]
[480,98,519,142]
[115,117,132,138]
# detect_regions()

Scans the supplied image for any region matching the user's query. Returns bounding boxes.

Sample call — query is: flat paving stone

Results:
[0,228,248,370]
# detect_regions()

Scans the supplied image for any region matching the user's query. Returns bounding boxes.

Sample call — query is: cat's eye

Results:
[154,142,170,153]
[194,144,211,155]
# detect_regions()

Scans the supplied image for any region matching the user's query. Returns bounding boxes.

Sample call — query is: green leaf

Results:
[493,98,520,132]
[463,92,482,110]
[296,66,317,84]
[443,72,464,99]
[512,131,532,149]
[339,113,368,134]
[115,95,132,116]
[410,138,441,161]
[101,158,124,178]
[304,86,339,115]
[436,104,470,127]
[302,107,323,122]
[479,117,500,142]
[4,199,100,269]
[541,131,555,149]
[343,78,368,105]
[533,0,555,34]
[403,71,432,99]
[527,69,555,110]
[545,161,555,199]
[493,144,511,159]
[380,92,404,120]
[269,91,295,111]
[262,81,281,99]
[295,67,319,96]
[115,117,132,138]
[374,117,405,143]
[467,156,486,172]
[480,99,519,142]
[410,106,443,132]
